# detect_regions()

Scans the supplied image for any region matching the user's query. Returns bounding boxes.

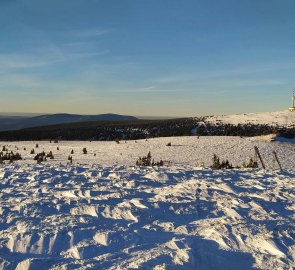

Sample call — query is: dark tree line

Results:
[0,117,293,141]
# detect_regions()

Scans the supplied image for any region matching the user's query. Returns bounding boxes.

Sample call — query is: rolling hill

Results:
[205,110,295,127]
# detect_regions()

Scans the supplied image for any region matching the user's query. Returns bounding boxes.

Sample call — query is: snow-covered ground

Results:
[1,136,295,169]
[0,137,294,269]
[205,110,295,127]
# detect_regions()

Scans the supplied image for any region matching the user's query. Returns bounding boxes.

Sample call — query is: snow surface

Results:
[2,136,295,169]
[205,110,295,127]
[0,137,294,269]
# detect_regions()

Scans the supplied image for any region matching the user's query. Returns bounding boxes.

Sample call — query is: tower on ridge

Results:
[289,85,295,112]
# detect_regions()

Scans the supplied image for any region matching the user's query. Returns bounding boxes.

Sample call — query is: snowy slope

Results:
[205,110,295,127]
[0,137,294,270]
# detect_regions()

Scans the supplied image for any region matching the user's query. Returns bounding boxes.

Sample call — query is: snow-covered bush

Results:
[46,151,54,159]
[136,152,164,166]
[243,158,258,168]
[34,152,46,162]
[0,151,22,163]
[211,154,233,169]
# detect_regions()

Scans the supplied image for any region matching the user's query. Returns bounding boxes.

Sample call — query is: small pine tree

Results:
[83,148,87,154]
[67,155,73,164]
[30,149,35,154]
[147,151,151,159]
[211,154,221,169]
[136,159,140,166]
[243,158,258,168]
[224,160,233,169]
[71,149,74,154]
[211,154,233,169]
[136,152,163,167]
[46,151,54,159]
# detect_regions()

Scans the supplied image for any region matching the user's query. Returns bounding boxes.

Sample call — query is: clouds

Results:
[114,85,181,93]
[153,62,295,85]
[0,23,112,96]
[74,29,112,38]
[0,54,52,70]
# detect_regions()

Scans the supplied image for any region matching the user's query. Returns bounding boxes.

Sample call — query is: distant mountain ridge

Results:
[0,113,137,131]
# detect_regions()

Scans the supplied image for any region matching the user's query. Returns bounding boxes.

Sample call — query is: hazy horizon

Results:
[1,0,295,116]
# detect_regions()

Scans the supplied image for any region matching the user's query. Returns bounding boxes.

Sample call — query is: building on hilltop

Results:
[289,87,295,112]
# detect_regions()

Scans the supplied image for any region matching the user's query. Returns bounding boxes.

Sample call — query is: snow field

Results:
[0,136,294,269]
[0,165,294,269]
[1,136,295,170]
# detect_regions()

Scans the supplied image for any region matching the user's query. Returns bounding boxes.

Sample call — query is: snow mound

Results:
[0,164,294,269]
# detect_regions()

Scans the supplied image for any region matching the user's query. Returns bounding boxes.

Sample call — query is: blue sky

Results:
[0,0,295,116]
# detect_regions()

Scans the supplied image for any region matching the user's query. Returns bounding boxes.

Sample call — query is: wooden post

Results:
[273,151,283,171]
[254,146,266,169]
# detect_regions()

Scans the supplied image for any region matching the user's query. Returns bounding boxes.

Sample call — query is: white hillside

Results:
[205,110,295,127]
